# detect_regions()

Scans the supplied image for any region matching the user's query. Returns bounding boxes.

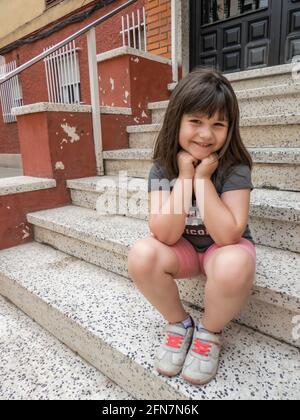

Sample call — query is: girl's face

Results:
[179,112,229,159]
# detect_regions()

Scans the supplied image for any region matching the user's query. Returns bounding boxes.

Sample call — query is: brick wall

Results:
[145,0,171,59]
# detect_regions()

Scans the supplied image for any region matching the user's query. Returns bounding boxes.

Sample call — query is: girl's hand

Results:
[177,150,199,179]
[194,153,219,180]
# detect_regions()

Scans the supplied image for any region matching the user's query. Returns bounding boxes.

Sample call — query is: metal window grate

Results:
[45,0,63,9]
[44,40,81,104]
[201,0,269,25]
[0,60,23,123]
[120,7,147,51]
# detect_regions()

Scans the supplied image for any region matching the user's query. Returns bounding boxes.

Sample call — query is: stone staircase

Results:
[0,66,299,399]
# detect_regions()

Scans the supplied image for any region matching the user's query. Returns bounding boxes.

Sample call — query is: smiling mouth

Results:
[193,142,212,148]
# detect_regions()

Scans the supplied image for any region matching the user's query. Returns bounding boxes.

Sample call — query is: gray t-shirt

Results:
[148,162,255,253]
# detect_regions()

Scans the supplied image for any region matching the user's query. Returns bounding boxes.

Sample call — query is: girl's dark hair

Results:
[152,67,253,183]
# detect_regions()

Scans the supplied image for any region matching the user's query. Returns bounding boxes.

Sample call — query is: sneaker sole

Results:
[156,367,182,377]
[181,373,216,385]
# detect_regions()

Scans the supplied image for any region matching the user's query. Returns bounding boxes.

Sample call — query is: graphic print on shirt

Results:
[185,197,210,237]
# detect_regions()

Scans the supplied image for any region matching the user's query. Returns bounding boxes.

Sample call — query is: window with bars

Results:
[44,41,81,104]
[0,60,23,124]
[201,0,269,25]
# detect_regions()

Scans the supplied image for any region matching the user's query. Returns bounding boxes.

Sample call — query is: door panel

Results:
[280,0,300,62]
[190,0,299,72]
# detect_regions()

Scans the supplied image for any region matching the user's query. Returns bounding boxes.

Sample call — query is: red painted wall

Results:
[0,180,71,250]
[18,111,97,179]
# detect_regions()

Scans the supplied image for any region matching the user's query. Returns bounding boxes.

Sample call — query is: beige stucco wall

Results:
[0,0,95,49]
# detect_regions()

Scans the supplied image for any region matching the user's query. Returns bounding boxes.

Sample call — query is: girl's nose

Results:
[197,126,212,139]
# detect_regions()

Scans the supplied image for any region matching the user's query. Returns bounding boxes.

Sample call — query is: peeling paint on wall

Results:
[22,226,30,239]
[142,111,148,118]
[16,222,30,240]
[55,161,65,170]
[123,91,130,104]
[110,77,115,91]
[61,123,80,143]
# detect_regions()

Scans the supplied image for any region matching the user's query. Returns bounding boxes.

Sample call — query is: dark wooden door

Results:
[190,0,300,73]
[280,0,300,62]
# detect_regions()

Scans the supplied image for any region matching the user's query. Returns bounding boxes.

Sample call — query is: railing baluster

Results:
[137,9,141,50]
[132,12,136,49]
[126,14,130,47]
[143,7,147,52]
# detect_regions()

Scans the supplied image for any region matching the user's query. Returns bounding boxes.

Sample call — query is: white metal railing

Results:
[121,6,147,51]
[0,60,23,123]
[44,40,80,104]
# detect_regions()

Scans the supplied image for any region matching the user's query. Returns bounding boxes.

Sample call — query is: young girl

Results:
[128,68,256,386]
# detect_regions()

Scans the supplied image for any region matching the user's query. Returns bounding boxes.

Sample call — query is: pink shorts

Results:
[169,237,256,279]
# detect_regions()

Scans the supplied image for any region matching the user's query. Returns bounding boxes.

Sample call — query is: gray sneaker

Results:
[181,328,222,385]
[155,323,194,377]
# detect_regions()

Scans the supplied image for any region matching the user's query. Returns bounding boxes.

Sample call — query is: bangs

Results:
[182,81,231,122]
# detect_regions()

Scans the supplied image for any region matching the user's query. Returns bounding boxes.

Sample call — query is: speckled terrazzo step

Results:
[0,242,299,400]
[225,63,296,91]
[149,102,300,126]
[148,83,300,121]
[127,115,300,149]
[169,64,296,93]
[66,176,300,252]
[0,295,134,400]
[103,148,300,191]
[26,205,300,347]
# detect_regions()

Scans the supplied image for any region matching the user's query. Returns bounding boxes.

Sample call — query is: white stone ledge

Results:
[0,176,56,196]
[97,46,172,66]
[11,103,132,116]
[225,63,295,82]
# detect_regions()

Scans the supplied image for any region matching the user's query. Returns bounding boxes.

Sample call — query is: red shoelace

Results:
[165,334,184,349]
[192,339,213,357]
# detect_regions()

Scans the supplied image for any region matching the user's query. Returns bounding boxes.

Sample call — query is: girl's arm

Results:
[149,175,193,246]
[193,177,242,246]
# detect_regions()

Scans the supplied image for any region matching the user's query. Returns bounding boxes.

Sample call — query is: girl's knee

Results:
[208,249,255,291]
[128,239,158,276]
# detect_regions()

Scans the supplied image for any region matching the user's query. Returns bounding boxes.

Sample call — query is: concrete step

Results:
[237,83,300,118]
[0,295,133,400]
[25,205,300,347]
[127,114,300,149]
[0,242,299,400]
[66,175,300,253]
[225,63,297,91]
[103,148,300,192]
[168,64,296,92]
[148,82,300,122]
